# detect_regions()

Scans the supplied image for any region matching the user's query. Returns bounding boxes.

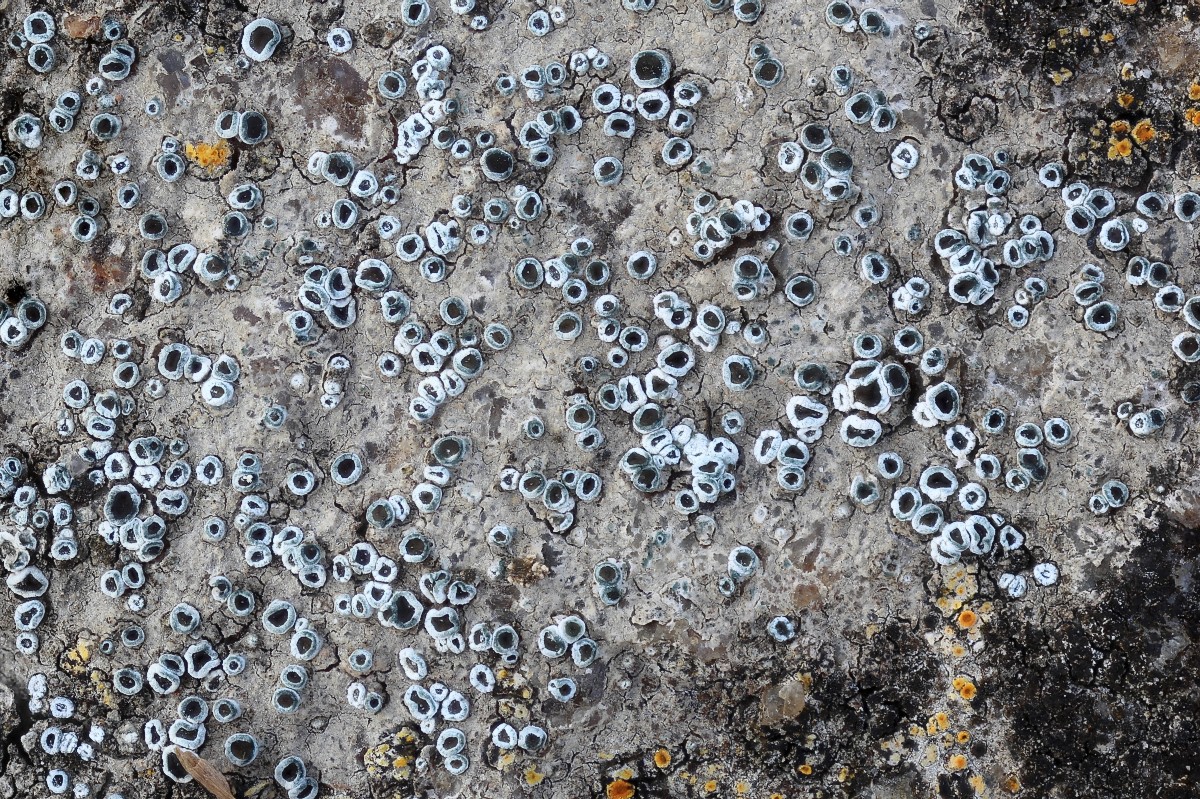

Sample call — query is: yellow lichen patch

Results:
[524,766,545,786]
[703,779,719,793]
[1118,0,1138,6]
[653,748,672,769]
[1110,119,1131,135]
[1004,775,1022,793]
[798,764,813,775]
[947,754,968,771]
[363,728,419,782]
[1049,69,1074,85]
[62,639,93,676]
[1185,108,1200,129]
[88,669,116,709]
[969,774,988,794]
[185,140,231,170]
[1100,32,1115,43]
[735,781,749,794]
[1132,119,1156,144]
[956,730,971,744]
[615,767,635,781]
[957,609,978,629]
[1116,92,1136,109]
[1107,138,1133,159]
[1189,82,1200,102]
[497,751,518,769]
[606,778,635,799]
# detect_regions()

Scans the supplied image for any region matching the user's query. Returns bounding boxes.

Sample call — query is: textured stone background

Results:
[1,0,1199,798]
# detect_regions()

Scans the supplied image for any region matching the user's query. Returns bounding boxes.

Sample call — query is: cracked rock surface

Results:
[1,1,1199,798]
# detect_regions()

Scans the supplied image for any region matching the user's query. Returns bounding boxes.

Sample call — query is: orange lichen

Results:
[956,609,977,629]
[952,676,978,701]
[1185,108,1200,129]
[524,767,545,786]
[735,782,749,795]
[1110,119,1131,134]
[1116,92,1136,109]
[703,780,719,793]
[956,730,971,744]
[1189,82,1200,102]
[653,749,672,769]
[185,140,231,170]
[947,754,968,771]
[798,764,813,776]
[1132,119,1156,144]
[1107,138,1133,159]
[1004,775,1022,793]
[1118,0,1138,6]
[606,779,635,799]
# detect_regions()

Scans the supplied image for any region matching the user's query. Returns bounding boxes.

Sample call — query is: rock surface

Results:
[1,1,1198,798]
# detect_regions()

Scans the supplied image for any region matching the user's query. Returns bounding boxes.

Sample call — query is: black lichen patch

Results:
[669,618,940,796]
[987,515,1200,799]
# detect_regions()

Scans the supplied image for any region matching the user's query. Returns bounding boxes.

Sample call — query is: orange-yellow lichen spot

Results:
[185,140,231,170]
[606,779,635,799]
[957,609,978,629]
[653,749,672,769]
[1185,108,1200,128]
[1189,82,1200,102]
[703,780,719,793]
[956,730,971,744]
[1004,775,1023,793]
[947,754,969,771]
[1132,119,1156,144]
[798,764,813,776]
[1118,0,1138,6]
[1116,92,1136,109]
[524,767,545,786]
